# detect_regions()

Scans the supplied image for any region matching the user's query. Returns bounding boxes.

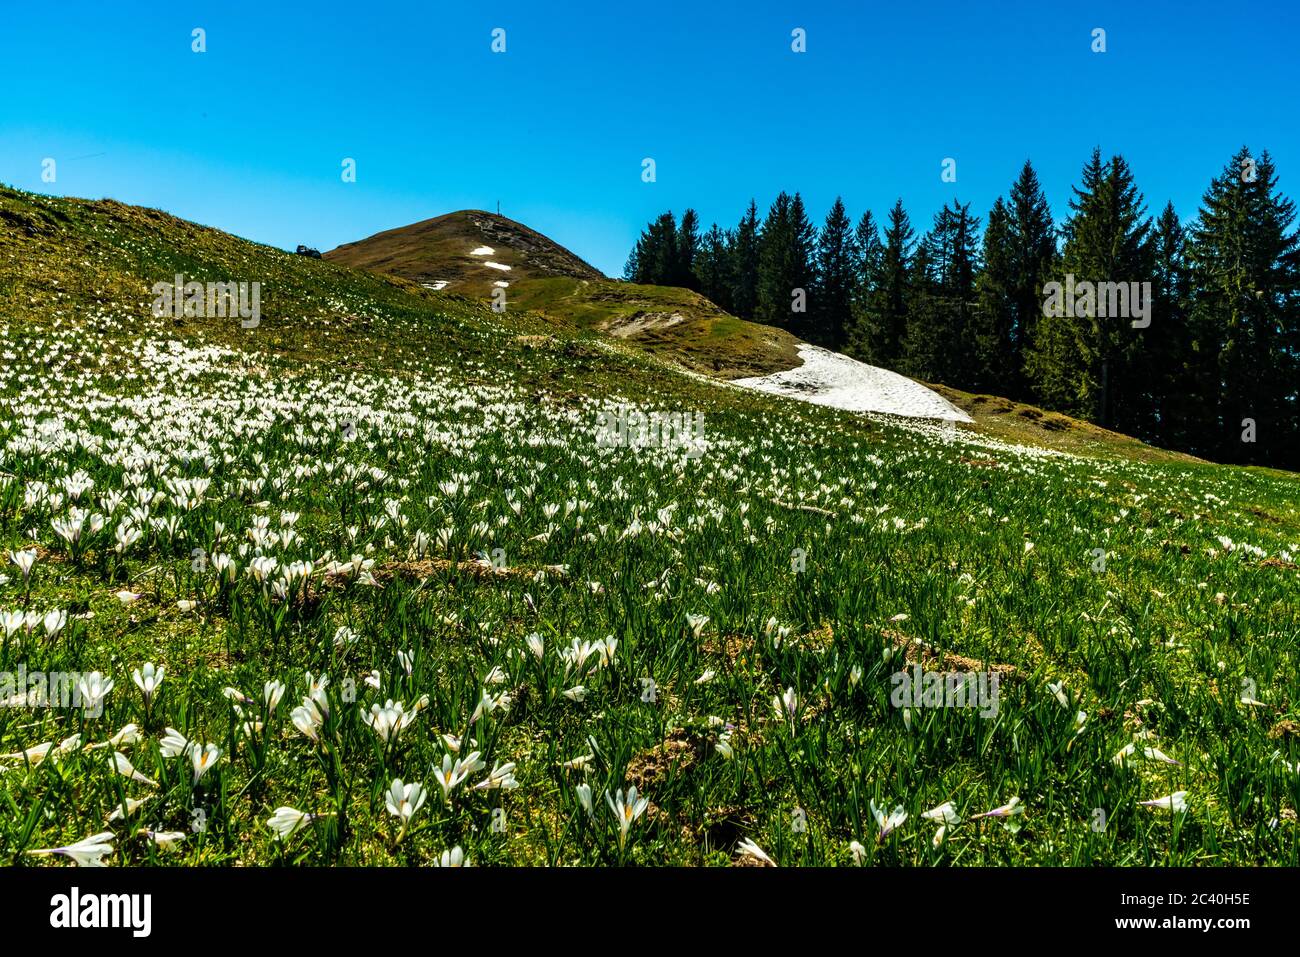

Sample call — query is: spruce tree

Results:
[900,233,941,380]
[971,197,1016,391]
[756,192,816,332]
[1028,150,1152,429]
[854,211,883,293]
[814,197,857,348]
[1188,147,1300,465]
[853,199,915,367]
[624,211,679,285]
[846,212,883,357]
[1006,160,1058,394]
[901,200,980,383]
[694,223,733,312]
[675,209,701,289]
[1148,202,1203,451]
[756,192,792,326]
[730,201,761,320]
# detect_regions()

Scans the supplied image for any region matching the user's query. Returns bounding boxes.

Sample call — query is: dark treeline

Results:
[624,147,1300,469]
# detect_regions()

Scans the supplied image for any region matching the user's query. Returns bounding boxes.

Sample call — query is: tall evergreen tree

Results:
[850,199,914,366]
[846,211,883,353]
[730,200,761,320]
[854,211,883,294]
[1006,160,1058,394]
[901,200,980,383]
[971,197,1017,391]
[1188,147,1300,465]
[1028,150,1153,430]
[756,192,816,332]
[675,209,701,289]
[694,223,733,312]
[900,233,942,380]
[813,197,857,348]
[1147,202,1205,451]
[624,211,679,285]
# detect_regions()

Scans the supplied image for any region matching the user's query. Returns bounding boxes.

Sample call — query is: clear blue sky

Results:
[2,0,1295,276]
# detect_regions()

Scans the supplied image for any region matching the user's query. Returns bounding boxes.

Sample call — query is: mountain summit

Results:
[325,209,603,295]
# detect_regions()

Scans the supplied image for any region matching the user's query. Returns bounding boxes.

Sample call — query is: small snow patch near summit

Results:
[733,344,972,423]
[483,262,512,272]
[470,246,495,255]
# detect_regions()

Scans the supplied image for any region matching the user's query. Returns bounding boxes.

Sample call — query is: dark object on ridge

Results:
[296,245,322,258]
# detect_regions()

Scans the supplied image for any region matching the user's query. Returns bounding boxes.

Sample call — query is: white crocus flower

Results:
[159,727,191,759]
[264,679,286,712]
[107,797,151,822]
[1139,791,1189,814]
[972,796,1023,819]
[871,800,908,839]
[111,751,156,786]
[106,724,142,749]
[222,687,254,708]
[42,609,68,639]
[432,751,485,801]
[190,743,220,783]
[27,831,116,867]
[1,610,24,639]
[266,806,320,840]
[76,671,112,716]
[138,829,186,851]
[921,801,962,825]
[9,549,37,580]
[737,838,775,866]
[291,701,324,741]
[1047,680,1070,708]
[363,699,417,743]
[132,663,163,703]
[385,778,429,841]
[773,686,798,723]
[433,845,469,867]
[474,761,519,791]
[605,786,649,848]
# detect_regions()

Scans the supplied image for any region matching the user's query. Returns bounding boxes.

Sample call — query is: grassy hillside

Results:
[2,184,1300,868]
[325,208,803,378]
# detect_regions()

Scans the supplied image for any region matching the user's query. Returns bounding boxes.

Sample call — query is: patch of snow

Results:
[733,344,973,423]
[493,280,509,287]
[483,261,512,272]
[470,246,495,256]
[421,281,450,291]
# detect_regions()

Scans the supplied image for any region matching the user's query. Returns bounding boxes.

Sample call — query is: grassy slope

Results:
[324,209,804,379]
[926,382,1205,466]
[2,184,1300,868]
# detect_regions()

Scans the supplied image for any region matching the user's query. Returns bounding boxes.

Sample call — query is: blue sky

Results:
[2,1,1295,276]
